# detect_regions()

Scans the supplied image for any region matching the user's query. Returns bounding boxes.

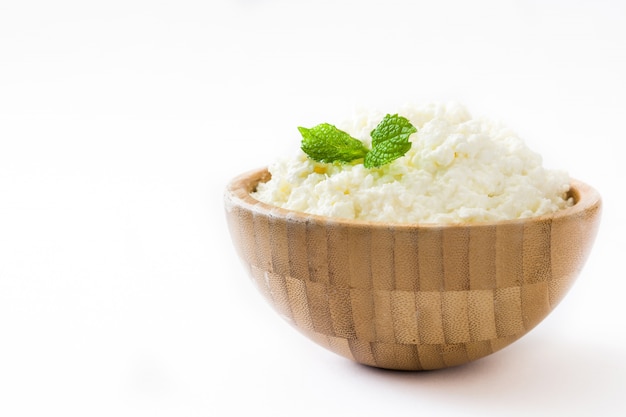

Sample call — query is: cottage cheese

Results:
[252,102,573,224]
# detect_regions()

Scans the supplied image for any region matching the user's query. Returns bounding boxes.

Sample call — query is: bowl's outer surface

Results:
[224,168,602,370]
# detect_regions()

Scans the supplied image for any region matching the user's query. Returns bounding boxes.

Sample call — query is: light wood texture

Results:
[224,168,602,370]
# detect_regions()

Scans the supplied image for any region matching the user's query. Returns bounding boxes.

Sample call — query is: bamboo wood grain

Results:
[225,168,602,370]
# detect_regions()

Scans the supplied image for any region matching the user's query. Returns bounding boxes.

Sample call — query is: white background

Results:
[1,1,624,416]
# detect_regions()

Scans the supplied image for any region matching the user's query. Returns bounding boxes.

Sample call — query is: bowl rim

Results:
[225,167,602,230]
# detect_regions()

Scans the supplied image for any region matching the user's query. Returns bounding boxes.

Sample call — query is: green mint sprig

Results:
[298,114,417,169]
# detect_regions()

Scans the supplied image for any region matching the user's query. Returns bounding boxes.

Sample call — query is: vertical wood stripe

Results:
[373,290,395,343]
[268,215,290,277]
[392,344,421,370]
[328,287,356,339]
[442,228,470,291]
[467,289,497,341]
[326,224,351,288]
[252,211,272,271]
[418,228,444,291]
[391,290,420,344]
[392,228,420,291]
[440,344,470,368]
[348,227,372,289]
[494,287,524,337]
[287,219,309,280]
[416,291,445,344]
[306,221,330,284]
[442,291,470,344]
[417,344,445,370]
[350,288,376,341]
[522,219,552,284]
[236,207,255,266]
[469,226,496,290]
[495,223,524,287]
[285,276,314,332]
[304,280,333,335]
[370,228,395,290]
[551,213,582,282]
[521,280,551,330]
[465,340,494,362]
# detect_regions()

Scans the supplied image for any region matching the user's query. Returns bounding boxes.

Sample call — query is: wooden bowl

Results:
[224,168,602,371]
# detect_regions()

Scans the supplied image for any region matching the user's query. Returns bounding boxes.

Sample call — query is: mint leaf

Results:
[298,114,417,168]
[364,114,416,168]
[299,124,369,164]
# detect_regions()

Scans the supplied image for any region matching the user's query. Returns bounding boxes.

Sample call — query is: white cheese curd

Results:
[252,102,573,224]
